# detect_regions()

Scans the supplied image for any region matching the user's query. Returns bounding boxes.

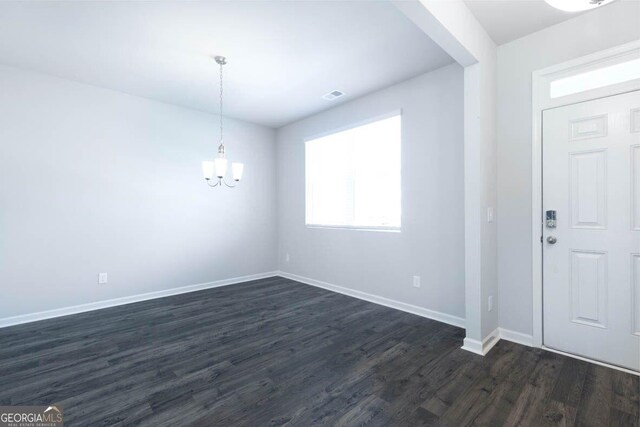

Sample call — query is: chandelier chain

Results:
[219,60,223,145]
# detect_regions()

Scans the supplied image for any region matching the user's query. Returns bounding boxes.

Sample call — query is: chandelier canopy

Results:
[202,56,244,188]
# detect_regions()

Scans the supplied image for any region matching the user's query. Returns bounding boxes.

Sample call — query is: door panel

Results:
[633,145,640,230]
[570,250,608,328]
[569,150,607,229]
[569,114,608,140]
[543,90,640,371]
[632,108,640,133]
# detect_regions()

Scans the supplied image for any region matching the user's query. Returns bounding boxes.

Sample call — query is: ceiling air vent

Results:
[322,90,345,101]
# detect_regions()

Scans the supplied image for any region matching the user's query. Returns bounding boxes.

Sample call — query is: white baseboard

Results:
[277,271,465,329]
[498,327,534,347]
[461,327,533,356]
[0,271,279,329]
[461,327,500,356]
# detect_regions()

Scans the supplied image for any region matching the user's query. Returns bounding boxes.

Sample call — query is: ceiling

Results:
[0,1,454,128]
[464,0,587,45]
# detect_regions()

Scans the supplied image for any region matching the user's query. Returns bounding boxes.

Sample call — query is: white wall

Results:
[394,0,498,348]
[0,64,277,319]
[277,63,465,320]
[497,1,640,335]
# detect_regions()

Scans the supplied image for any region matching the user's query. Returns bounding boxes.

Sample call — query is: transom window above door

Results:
[550,58,640,99]
[305,113,401,231]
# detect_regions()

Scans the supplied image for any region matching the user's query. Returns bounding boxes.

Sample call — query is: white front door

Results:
[543,90,640,371]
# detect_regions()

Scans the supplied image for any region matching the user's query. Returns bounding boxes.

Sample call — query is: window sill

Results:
[306,224,401,233]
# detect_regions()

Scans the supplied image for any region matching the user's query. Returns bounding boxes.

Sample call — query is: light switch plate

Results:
[98,273,108,284]
[487,207,495,223]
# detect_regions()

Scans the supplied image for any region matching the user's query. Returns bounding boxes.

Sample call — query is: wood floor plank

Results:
[551,358,589,407]
[611,368,640,416]
[0,276,637,426]
[575,365,615,427]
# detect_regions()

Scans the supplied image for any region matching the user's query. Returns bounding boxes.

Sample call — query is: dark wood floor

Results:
[0,277,637,426]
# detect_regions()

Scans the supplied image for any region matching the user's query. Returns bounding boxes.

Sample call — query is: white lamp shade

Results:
[544,0,615,11]
[214,157,228,178]
[202,161,214,180]
[232,163,244,181]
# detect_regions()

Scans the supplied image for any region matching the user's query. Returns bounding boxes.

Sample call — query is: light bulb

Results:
[202,161,214,180]
[232,163,244,181]
[214,157,228,178]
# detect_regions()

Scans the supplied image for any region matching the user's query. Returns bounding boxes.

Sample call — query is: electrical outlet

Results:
[98,273,108,284]
[488,295,493,312]
[285,253,290,263]
[412,275,421,288]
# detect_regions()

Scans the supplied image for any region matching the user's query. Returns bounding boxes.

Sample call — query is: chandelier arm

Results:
[222,177,236,188]
[206,178,222,188]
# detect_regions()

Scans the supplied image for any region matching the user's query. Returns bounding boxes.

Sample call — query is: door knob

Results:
[547,236,557,244]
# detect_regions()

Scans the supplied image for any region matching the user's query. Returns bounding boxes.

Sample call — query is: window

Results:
[305,113,401,230]
[550,58,640,98]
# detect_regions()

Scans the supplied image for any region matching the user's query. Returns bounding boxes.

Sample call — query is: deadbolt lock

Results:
[546,210,557,228]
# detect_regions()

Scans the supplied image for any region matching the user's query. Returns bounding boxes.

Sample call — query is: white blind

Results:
[305,114,401,229]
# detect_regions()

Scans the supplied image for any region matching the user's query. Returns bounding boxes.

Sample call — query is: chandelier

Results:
[202,56,244,188]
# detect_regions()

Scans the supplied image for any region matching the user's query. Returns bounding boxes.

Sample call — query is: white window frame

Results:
[304,110,402,232]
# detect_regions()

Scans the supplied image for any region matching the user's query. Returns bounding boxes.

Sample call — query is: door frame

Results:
[531,41,640,361]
